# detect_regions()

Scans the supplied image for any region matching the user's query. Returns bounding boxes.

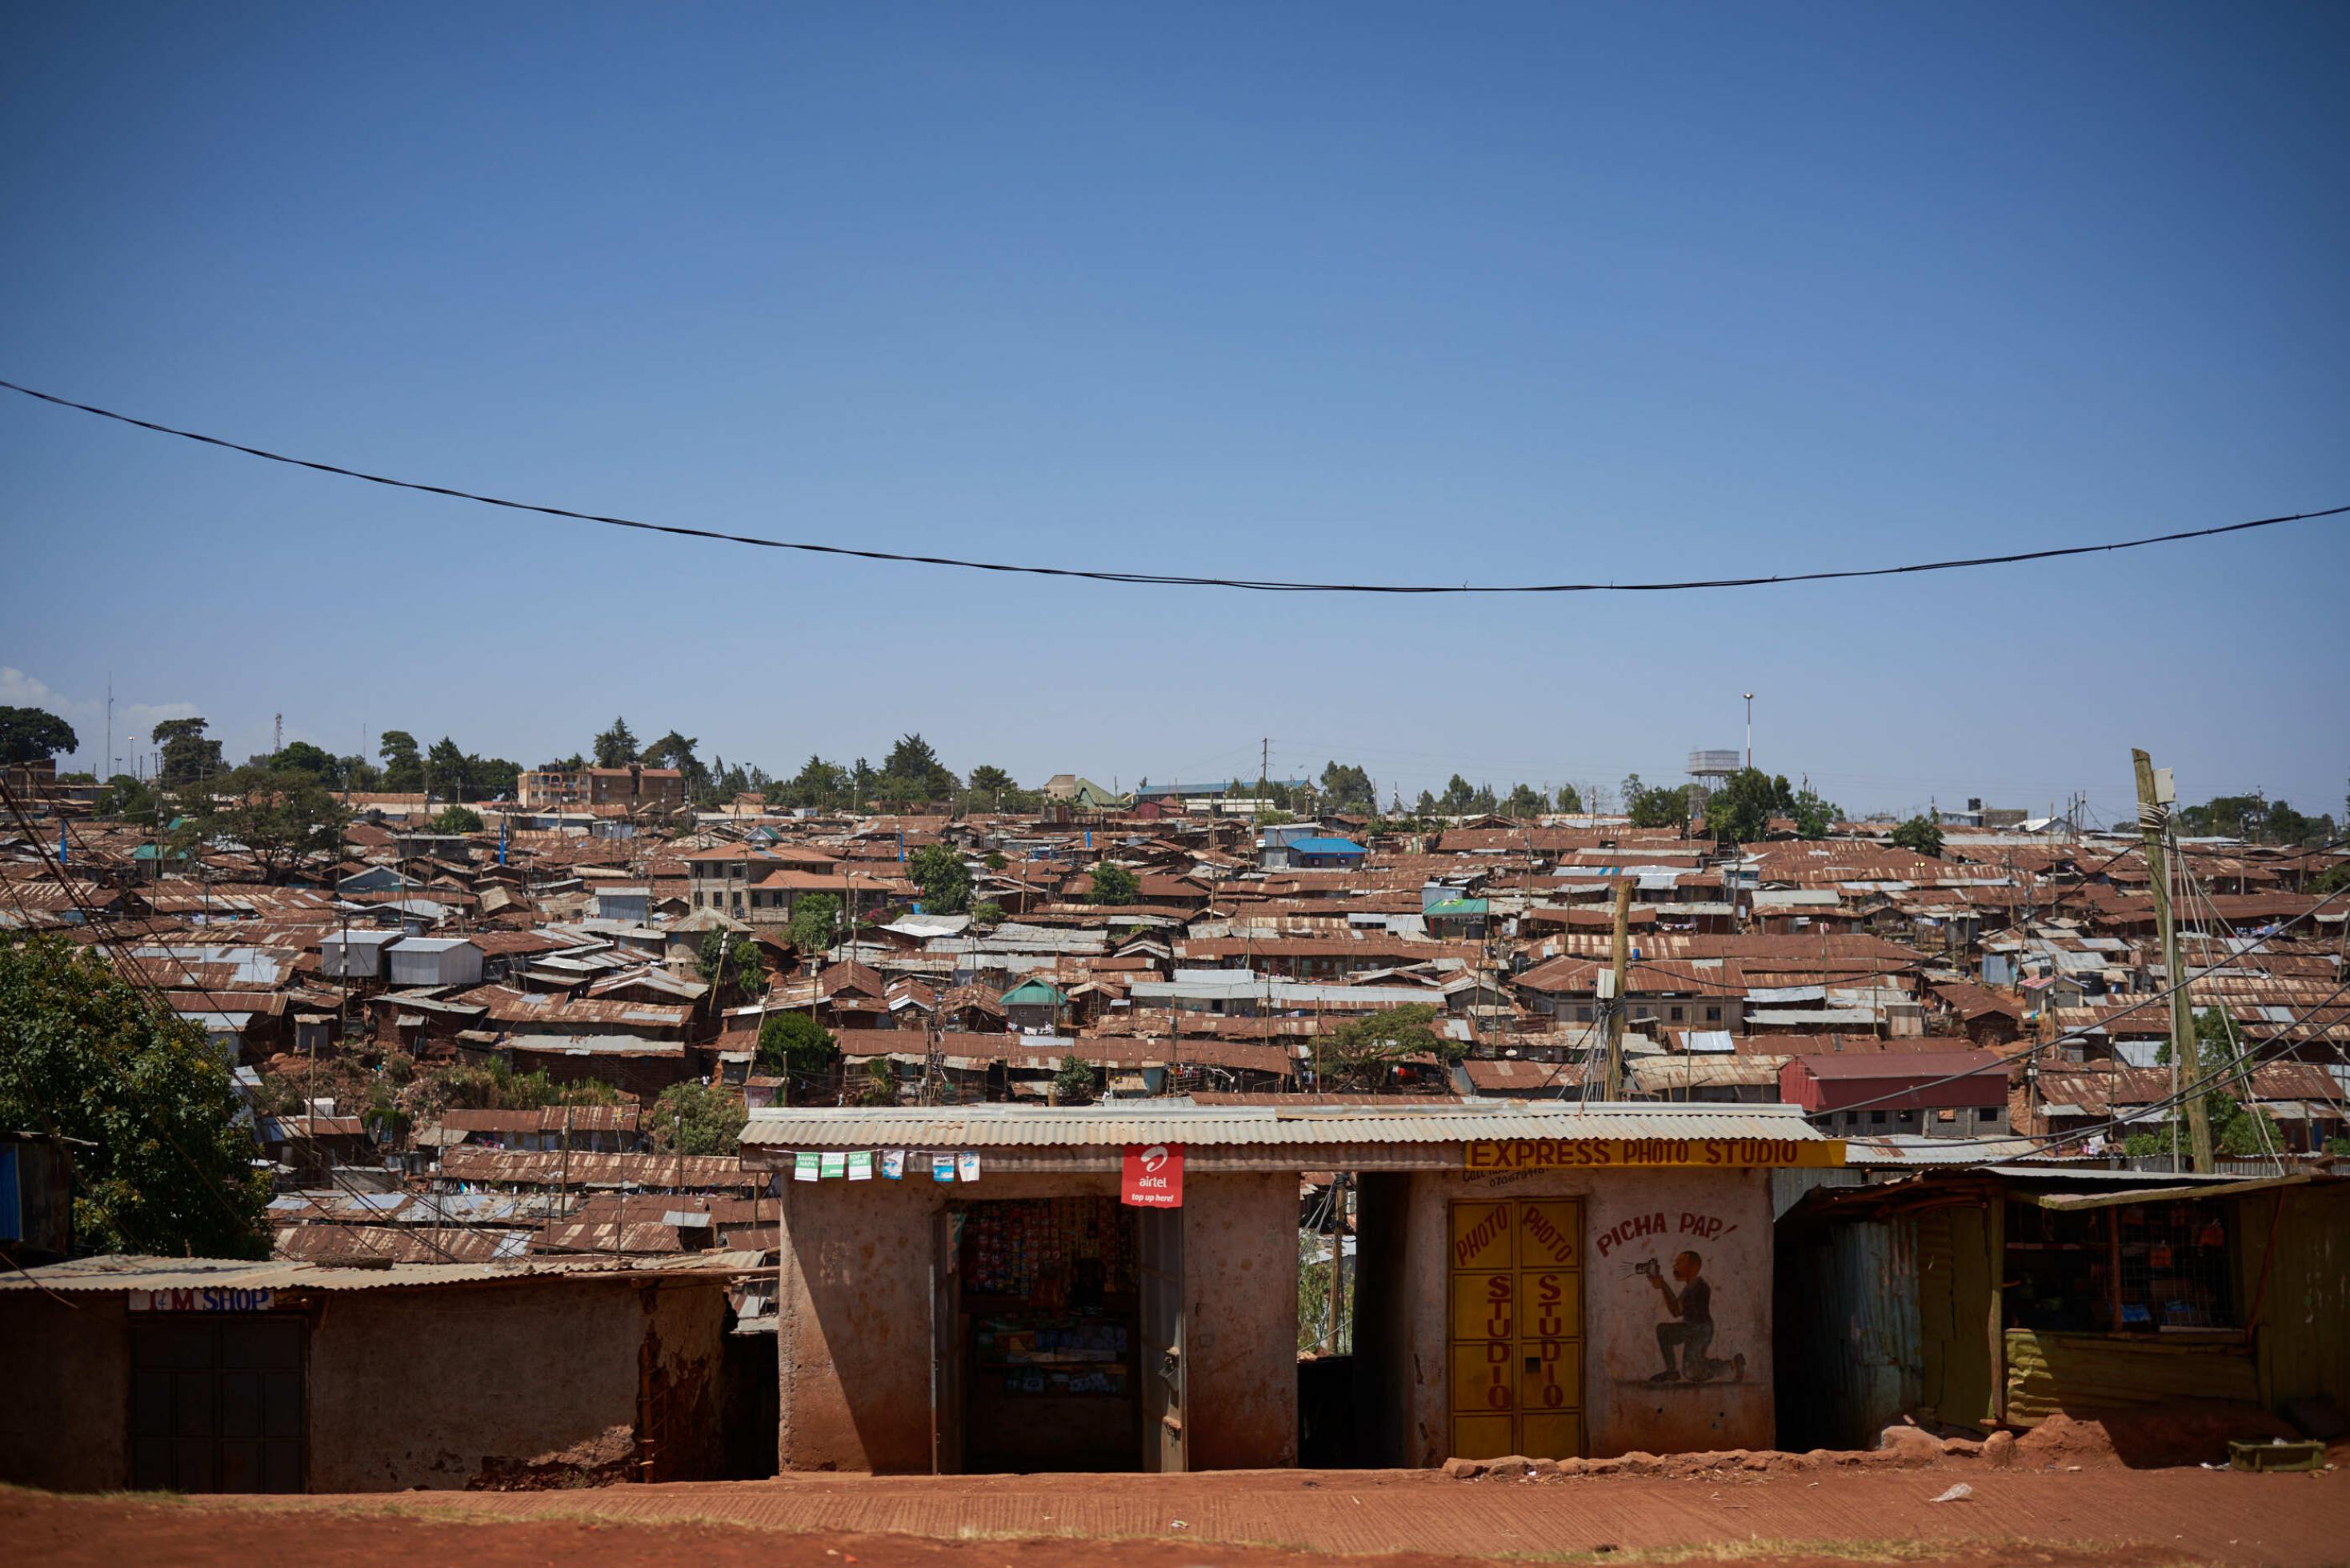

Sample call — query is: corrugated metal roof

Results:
[0,1250,765,1294]
[741,1099,1824,1149]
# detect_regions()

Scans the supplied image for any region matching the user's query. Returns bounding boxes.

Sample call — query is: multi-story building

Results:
[518,765,685,812]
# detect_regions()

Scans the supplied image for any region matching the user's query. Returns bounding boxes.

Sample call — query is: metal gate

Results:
[1447,1198,1583,1460]
[130,1314,306,1492]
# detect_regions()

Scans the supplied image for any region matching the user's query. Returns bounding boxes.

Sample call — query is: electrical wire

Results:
[4,375,2344,595]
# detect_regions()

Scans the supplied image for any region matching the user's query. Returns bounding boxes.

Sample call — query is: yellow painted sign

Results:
[1448,1198,1583,1462]
[1464,1136,1846,1172]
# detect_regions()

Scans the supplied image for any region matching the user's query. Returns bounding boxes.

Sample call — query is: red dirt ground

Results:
[10,1463,2348,1568]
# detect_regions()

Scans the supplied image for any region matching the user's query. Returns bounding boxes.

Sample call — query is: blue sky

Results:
[3,3,2344,822]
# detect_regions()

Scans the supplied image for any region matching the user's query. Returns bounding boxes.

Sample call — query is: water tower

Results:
[1687,749,1740,787]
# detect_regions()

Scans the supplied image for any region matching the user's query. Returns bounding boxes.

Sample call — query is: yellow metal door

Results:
[1448,1198,1584,1459]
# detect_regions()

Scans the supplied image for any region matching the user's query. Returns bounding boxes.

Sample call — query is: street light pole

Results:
[1743,694,1755,770]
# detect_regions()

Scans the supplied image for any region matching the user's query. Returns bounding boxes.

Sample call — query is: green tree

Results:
[2176,794,2339,848]
[190,764,349,882]
[430,804,485,834]
[270,739,339,783]
[465,755,522,802]
[1503,782,1544,819]
[1438,774,1478,816]
[1053,1052,1097,1106]
[908,842,972,913]
[757,1011,839,1091]
[787,893,842,958]
[592,717,640,769]
[1891,814,1945,858]
[378,730,425,793]
[647,1079,747,1156]
[1788,788,1841,840]
[1318,761,1376,814]
[0,935,270,1257]
[1555,782,1583,813]
[1625,775,1691,830]
[1320,1004,1461,1093]
[971,899,1006,927]
[1702,768,1799,841]
[1414,789,1439,817]
[0,705,80,766]
[1090,861,1139,906]
[855,1058,899,1107]
[695,927,767,998]
[422,737,467,801]
[640,730,715,802]
[967,764,1018,803]
[102,773,158,822]
[882,734,959,801]
[153,717,223,788]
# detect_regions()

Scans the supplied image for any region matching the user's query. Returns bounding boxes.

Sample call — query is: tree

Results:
[1090,861,1139,906]
[1788,788,1841,841]
[1414,789,1439,817]
[1052,1052,1097,1106]
[882,734,959,802]
[855,1058,899,1107]
[648,1080,747,1156]
[1320,1004,1460,1092]
[1438,774,1479,816]
[971,899,1006,928]
[758,1011,839,1098]
[641,730,715,802]
[1703,768,1797,841]
[696,928,767,997]
[787,893,841,958]
[908,842,972,914]
[190,764,348,882]
[0,706,79,766]
[430,804,485,834]
[1890,814,1945,858]
[966,764,1018,803]
[271,739,339,783]
[2176,794,2336,848]
[1318,761,1376,814]
[424,737,467,801]
[1555,782,1583,813]
[378,730,425,793]
[0,935,270,1257]
[465,755,521,802]
[102,773,157,822]
[781,754,849,811]
[1503,783,1544,819]
[1624,774,1691,830]
[153,717,223,788]
[592,717,640,769]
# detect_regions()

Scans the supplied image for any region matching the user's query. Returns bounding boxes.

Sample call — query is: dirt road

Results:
[11,1465,2347,1566]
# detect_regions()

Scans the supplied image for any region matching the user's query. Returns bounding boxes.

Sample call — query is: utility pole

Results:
[2133,749,2212,1173]
[1602,878,1634,1099]
[1743,694,1755,771]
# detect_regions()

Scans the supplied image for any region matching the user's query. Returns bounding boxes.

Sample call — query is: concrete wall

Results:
[0,1275,730,1494]
[775,1170,1297,1474]
[0,1294,130,1490]
[308,1275,726,1490]
[1387,1166,1776,1463]
[1179,1170,1300,1470]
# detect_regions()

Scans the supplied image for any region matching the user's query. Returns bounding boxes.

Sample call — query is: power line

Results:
[4,375,2344,596]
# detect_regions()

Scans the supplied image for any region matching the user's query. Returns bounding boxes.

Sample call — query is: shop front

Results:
[743,1102,1843,1473]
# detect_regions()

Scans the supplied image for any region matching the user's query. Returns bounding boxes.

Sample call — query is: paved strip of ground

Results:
[27,1466,2340,1566]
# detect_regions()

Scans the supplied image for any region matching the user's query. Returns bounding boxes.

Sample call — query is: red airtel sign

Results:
[1121,1142,1184,1207]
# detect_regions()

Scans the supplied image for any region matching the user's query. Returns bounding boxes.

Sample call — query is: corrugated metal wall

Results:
[2004,1329,2258,1423]
[1915,1206,1996,1429]
[1775,1218,1920,1450]
[2246,1184,2350,1415]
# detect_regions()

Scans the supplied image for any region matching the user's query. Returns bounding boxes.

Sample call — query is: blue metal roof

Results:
[1287,837,1367,855]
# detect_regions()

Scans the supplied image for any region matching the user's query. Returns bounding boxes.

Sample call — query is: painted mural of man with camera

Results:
[1642,1250,1744,1384]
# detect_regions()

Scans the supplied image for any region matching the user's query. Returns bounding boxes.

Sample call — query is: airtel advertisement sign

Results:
[1121,1142,1184,1207]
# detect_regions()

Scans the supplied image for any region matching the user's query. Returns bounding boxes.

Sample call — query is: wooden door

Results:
[1137,1205,1185,1473]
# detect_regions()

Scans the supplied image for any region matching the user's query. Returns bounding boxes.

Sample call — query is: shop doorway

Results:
[129,1314,306,1493]
[931,1197,1183,1474]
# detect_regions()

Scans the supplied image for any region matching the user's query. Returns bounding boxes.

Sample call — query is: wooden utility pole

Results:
[1603,878,1635,1099]
[2132,749,2212,1172]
